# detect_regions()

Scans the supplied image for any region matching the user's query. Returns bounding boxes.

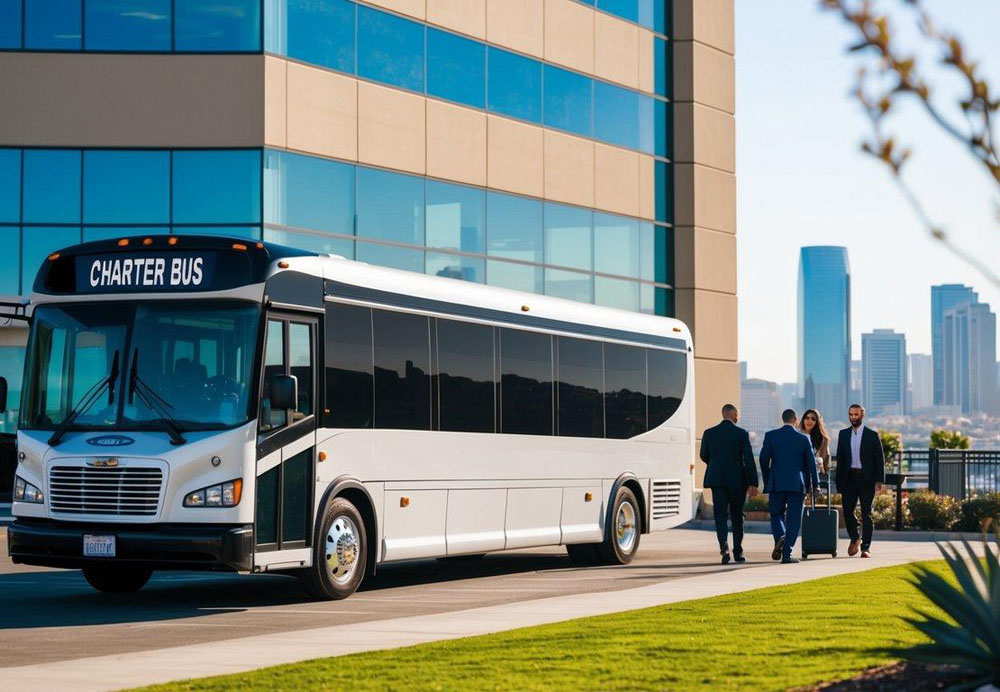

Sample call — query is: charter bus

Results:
[5,235,694,599]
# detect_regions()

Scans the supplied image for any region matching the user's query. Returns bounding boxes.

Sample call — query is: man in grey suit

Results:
[700,404,759,564]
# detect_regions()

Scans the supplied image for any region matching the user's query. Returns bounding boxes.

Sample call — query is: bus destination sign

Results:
[75,252,218,293]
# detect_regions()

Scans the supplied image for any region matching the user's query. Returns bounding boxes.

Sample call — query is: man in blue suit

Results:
[759,409,820,564]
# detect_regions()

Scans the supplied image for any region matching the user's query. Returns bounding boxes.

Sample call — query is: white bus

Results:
[6,235,694,599]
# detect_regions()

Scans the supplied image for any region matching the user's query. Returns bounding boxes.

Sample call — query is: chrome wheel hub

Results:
[615,501,637,553]
[325,515,360,583]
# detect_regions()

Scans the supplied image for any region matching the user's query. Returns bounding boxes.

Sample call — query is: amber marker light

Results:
[142,238,154,246]
[47,252,60,261]
[400,496,410,508]
[232,243,248,251]
[278,260,290,269]
[256,242,264,249]
[117,238,130,247]
[318,451,328,462]
[521,305,530,312]
[167,236,178,245]
[672,327,682,333]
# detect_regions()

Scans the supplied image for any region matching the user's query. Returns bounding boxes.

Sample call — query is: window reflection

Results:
[0,228,20,295]
[287,0,355,72]
[594,81,639,151]
[437,320,494,433]
[605,342,647,438]
[83,151,170,224]
[373,309,430,430]
[1,0,22,48]
[85,0,171,51]
[487,192,543,293]
[427,28,485,109]
[357,5,424,92]
[23,150,81,224]
[356,168,425,273]
[173,150,262,224]
[174,0,261,51]
[557,337,604,438]
[500,328,552,435]
[0,149,19,223]
[24,0,82,50]
[544,65,592,137]
[487,48,542,123]
[426,181,485,256]
[264,150,354,238]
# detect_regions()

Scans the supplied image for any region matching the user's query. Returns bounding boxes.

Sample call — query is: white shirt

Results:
[850,424,864,469]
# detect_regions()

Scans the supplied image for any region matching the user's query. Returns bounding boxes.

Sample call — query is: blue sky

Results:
[736,0,1000,383]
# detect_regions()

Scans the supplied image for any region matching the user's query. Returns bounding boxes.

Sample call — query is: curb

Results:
[680,519,986,543]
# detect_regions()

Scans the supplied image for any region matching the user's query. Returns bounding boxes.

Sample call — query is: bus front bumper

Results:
[7,519,254,572]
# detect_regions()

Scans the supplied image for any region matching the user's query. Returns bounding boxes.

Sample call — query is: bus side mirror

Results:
[270,375,298,411]
[0,376,7,413]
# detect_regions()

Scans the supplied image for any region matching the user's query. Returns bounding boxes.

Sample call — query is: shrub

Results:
[906,490,960,531]
[879,430,903,468]
[743,494,769,512]
[929,428,971,450]
[957,492,1000,533]
[870,492,897,530]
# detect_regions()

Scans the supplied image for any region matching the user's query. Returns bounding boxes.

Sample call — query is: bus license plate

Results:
[83,534,116,558]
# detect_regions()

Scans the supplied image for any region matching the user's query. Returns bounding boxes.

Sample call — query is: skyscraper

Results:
[740,378,782,450]
[862,329,906,416]
[932,284,978,405]
[798,246,851,422]
[909,353,933,412]
[943,301,998,415]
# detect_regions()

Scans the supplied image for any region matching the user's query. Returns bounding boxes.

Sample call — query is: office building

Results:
[740,378,781,449]
[943,301,997,415]
[798,246,851,422]
[861,329,906,416]
[931,284,978,405]
[909,353,933,413]
[0,1,739,472]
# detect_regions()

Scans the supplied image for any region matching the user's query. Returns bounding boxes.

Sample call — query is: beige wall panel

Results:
[286,63,358,161]
[673,42,735,115]
[486,0,543,58]
[693,357,741,448]
[0,54,263,147]
[544,131,595,208]
[594,144,639,217]
[672,0,735,56]
[637,31,654,93]
[264,56,287,149]
[427,0,486,38]
[674,289,738,362]
[638,155,655,220]
[673,102,735,173]
[673,226,737,294]
[594,13,638,88]
[365,0,425,21]
[674,163,736,234]
[358,82,426,174]
[426,100,487,186]
[0,326,28,347]
[544,0,595,74]
[487,115,544,197]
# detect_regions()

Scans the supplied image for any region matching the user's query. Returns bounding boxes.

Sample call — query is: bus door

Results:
[254,314,318,569]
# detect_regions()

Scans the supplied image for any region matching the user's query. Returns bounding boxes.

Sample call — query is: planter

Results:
[745,511,769,521]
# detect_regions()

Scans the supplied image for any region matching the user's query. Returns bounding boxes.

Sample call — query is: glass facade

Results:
[930,284,977,406]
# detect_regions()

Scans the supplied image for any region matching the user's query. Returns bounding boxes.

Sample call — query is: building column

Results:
[671,0,738,515]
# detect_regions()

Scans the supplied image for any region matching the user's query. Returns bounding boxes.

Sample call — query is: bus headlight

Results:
[14,476,44,503]
[184,479,242,507]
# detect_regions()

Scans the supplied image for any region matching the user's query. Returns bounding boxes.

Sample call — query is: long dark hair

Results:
[799,408,830,451]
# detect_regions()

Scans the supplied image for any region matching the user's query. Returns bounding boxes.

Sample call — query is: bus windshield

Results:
[20,301,261,433]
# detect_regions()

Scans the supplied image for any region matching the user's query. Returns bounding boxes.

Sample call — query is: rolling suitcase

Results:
[801,472,838,558]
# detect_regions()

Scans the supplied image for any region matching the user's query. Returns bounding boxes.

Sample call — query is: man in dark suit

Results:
[700,404,759,564]
[835,404,885,558]
[759,409,819,564]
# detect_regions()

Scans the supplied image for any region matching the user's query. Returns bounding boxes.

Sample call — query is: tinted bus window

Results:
[436,320,494,433]
[373,310,430,430]
[605,343,646,439]
[500,329,552,436]
[557,337,603,438]
[325,303,374,428]
[648,349,687,428]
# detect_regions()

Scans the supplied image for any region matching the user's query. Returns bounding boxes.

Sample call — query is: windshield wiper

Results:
[48,350,120,447]
[128,348,186,446]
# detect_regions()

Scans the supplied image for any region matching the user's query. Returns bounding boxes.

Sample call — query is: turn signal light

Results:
[585,493,593,502]
[142,238,154,246]
[167,236,178,245]
[318,451,328,462]
[256,242,264,249]
[117,238,130,247]
[278,260,290,269]
[47,252,60,261]
[184,479,243,507]
[232,243,248,251]
[400,496,410,508]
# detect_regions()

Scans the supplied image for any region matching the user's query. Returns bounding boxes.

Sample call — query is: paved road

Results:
[0,525,771,669]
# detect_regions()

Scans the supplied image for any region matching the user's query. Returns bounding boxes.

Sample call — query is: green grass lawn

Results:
[141,561,949,692]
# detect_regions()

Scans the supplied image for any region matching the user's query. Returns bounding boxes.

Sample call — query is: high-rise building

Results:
[739,361,748,383]
[909,353,933,412]
[932,284,978,405]
[943,301,997,415]
[861,329,906,416]
[798,246,851,422]
[849,358,862,406]
[0,2,741,458]
[740,378,782,449]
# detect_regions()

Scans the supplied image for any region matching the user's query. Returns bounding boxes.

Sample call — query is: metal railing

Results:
[928,450,1000,500]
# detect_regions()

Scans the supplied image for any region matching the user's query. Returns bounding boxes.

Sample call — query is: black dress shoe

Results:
[771,537,784,561]
[721,550,731,565]
[733,551,746,563]
[782,556,799,564]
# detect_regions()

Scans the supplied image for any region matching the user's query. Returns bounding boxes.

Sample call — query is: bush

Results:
[929,429,970,450]
[957,492,1000,533]
[907,490,960,531]
[744,494,769,512]
[870,492,897,530]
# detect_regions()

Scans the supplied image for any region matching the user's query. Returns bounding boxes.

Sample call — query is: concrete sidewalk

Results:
[1,529,960,692]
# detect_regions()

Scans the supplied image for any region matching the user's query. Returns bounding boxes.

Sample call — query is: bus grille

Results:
[651,479,682,519]
[49,466,163,517]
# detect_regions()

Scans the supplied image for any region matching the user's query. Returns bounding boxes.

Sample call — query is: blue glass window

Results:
[544,203,591,271]
[356,168,424,273]
[22,227,81,292]
[0,150,19,223]
[426,181,485,283]
[638,94,655,155]
[639,221,670,285]
[23,150,81,224]
[655,160,670,223]
[654,37,670,97]
[83,151,170,224]
[544,65,592,137]
[653,99,669,158]
[263,150,354,236]
[594,81,639,151]
[427,253,484,284]
[545,268,592,303]
[287,0,355,73]
[487,48,541,123]
[83,226,169,242]
[594,213,639,279]
[172,150,261,224]
[654,0,669,35]
[595,277,639,311]
[486,191,542,293]
[427,28,485,109]
[85,0,171,51]
[177,225,261,240]
[264,228,354,260]
[0,228,19,295]
[175,0,262,52]
[357,5,424,92]
[0,0,22,49]
[598,0,638,24]
[638,0,654,29]
[24,0,82,50]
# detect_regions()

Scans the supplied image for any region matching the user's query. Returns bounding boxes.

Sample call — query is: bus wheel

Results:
[299,496,367,600]
[82,566,153,593]
[598,486,641,565]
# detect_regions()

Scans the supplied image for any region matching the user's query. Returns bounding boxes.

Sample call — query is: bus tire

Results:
[299,496,367,600]
[598,486,641,565]
[566,543,600,564]
[82,566,153,593]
